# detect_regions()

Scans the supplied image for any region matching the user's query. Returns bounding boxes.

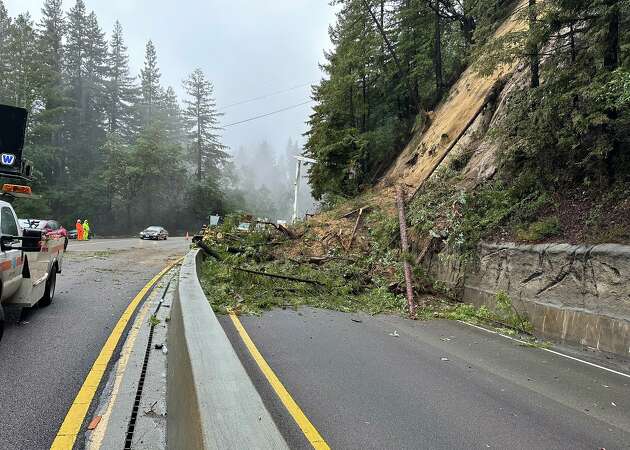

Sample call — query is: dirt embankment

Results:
[381,0,527,196]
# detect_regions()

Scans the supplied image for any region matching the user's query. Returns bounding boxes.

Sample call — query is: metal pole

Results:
[292,160,301,223]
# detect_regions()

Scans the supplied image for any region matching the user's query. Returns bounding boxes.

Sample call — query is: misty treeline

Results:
[233,138,315,221]
[0,0,238,234]
[306,0,630,201]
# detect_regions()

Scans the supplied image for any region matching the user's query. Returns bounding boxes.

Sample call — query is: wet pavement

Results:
[0,237,188,450]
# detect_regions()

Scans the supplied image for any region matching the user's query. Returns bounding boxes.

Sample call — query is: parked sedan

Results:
[19,218,69,248]
[139,226,168,240]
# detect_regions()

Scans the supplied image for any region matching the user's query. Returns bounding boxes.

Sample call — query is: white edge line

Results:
[457,320,630,380]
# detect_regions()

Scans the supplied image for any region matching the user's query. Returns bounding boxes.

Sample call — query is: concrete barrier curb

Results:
[167,249,288,449]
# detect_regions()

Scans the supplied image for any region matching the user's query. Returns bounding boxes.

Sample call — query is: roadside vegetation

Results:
[197,212,535,338]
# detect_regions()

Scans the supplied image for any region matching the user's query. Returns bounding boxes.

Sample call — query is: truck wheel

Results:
[40,267,57,307]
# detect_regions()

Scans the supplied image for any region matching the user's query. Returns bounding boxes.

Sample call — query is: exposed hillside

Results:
[383,0,527,192]
[307,0,629,249]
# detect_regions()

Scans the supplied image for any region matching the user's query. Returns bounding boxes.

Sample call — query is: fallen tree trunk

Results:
[256,221,297,239]
[192,236,223,261]
[234,267,324,286]
[396,185,417,318]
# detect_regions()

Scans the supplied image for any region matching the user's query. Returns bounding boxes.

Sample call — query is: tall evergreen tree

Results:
[182,68,227,180]
[105,20,139,139]
[140,40,161,124]
[158,86,184,143]
[34,0,69,182]
[5,13,40,109]
[64,1,108,177]
[0,1,12,102]
[64,0,88,124]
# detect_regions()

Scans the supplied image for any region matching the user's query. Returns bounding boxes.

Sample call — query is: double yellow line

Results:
[51,258,182,450]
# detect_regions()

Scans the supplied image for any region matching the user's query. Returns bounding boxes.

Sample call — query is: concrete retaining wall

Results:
[427,242,630,356]
[167,249,288,450]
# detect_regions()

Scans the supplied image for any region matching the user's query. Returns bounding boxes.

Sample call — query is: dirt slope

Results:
[381,0,527,194]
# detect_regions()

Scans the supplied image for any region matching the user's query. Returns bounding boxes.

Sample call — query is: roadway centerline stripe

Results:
[51,257,183,450]
[229,312,331,450]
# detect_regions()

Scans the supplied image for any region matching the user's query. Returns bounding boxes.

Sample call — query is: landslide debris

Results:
[195,210,536,338]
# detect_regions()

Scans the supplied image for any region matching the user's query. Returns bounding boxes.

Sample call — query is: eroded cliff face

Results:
[428,242,630,355]
[381,0,527,194]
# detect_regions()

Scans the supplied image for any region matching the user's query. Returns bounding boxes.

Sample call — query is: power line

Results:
[219,82,314,111]
[223,100,314,128]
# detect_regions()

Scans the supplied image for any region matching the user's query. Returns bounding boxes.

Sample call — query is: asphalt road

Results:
[0,237,188,450]
[220,307,630,450]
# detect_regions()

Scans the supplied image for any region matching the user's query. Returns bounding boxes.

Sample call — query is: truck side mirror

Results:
[0,235,16,252]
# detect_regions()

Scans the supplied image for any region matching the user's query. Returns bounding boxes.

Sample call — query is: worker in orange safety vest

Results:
[76,219,84,241]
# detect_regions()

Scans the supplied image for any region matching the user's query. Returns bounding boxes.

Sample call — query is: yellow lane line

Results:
[51,257,183,450]
[229,312,330,450]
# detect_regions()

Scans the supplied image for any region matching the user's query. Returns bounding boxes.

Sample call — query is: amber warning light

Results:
[2,184,32,197]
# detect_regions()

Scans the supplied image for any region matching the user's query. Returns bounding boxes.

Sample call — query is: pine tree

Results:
[105,21,139,139]
[39,0,64,87]
[5,13,40,109]
[0,1,12,102]
[158,86,184,143]
[140,40,161,123]
[182,68,227,180]
[84,11,108,125]
[65,0,88,124]
[34,0,69,182]
[64,1,108,176]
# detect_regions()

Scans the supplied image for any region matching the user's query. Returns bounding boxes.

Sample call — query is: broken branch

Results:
[234,267,324,286]
[345,207,365,251]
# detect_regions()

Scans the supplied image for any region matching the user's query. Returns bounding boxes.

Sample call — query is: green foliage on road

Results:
[198,219,407,315]
[197,214,534,339]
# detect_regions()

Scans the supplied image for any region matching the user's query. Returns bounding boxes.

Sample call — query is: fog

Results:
[6,0,336,218]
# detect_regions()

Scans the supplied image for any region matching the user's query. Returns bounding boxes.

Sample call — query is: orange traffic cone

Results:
[185,232,189,241]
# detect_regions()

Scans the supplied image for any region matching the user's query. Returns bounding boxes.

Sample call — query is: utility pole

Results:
[292,155,316,223]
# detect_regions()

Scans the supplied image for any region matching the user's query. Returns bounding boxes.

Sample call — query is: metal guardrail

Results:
[167,249,288,449]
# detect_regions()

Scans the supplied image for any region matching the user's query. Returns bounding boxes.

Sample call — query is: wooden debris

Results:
[345,207,365,250]
[234,267,324,286]
[340,205,371,219]
[192,236,223,260]
[395,185,417,318]
[289,255,356,266]
[256,220,297,239]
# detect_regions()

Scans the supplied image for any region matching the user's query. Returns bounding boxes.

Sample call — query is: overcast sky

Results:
[5,0,336,156]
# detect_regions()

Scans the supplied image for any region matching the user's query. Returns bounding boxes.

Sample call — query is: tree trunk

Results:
[462,15,476,50]
[361,74,367,131]
[433,0,444,98]
[569,23,576,64]
[361,0,419,111]
[603,0,620,71]
[528,0,540,88]
[197,102,202,181]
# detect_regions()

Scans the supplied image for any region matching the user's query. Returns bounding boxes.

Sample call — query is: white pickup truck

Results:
[0,186,64,342]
